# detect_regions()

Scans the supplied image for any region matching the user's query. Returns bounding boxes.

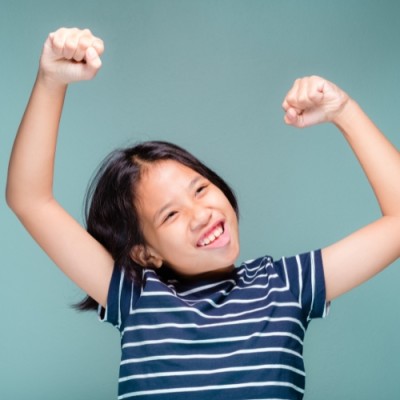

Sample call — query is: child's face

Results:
[134,160,240,278]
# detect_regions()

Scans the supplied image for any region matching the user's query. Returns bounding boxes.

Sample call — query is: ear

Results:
[130,245,163,269]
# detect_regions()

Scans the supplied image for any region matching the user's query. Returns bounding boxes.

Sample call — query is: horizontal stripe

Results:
[119,363,305,381]
[147,274,282,297]
[141,283,289,307]
[166,279,236,296]
[120,346,302,365]
[118,380,305,399]
[122,315,306,337]
[130,301,302,320]
[122,331,303,349]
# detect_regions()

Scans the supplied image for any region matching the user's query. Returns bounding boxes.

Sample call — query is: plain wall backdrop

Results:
[1,1,400,399]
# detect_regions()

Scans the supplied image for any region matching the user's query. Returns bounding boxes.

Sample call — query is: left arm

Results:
[283,76,400,301]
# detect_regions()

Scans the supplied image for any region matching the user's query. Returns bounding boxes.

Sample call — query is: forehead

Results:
[140,160,200,190]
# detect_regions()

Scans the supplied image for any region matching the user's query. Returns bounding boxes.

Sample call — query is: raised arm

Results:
[282,76,400,301]
[6,28,113,307]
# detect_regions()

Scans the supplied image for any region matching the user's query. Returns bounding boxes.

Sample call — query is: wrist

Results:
[332,98,359,130]
[36,68,68,93]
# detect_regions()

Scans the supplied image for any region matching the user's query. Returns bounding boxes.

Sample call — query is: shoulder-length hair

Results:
[75,141,239,311]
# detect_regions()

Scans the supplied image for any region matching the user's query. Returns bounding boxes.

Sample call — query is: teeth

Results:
[199,225,224,247]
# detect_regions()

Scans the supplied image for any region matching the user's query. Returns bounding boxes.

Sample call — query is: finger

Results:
[294,78,315,109]
[307,76,325,104]
[49,27,70,58]
[63,46,102,82]
[74,31,104,62]
[73,35,92,61]
[64,30,81,60]
[283,78,302,110]
[92,38,105,57]
[83,46,102,76]
[66,29,93,61]
[42,33,54,55]
[284,107,304,127]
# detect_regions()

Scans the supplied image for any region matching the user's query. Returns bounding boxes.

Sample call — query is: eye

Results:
[163,210,178,223]
[195,184,209,196]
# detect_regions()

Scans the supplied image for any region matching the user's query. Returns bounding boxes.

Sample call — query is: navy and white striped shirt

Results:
[101,250,328,400]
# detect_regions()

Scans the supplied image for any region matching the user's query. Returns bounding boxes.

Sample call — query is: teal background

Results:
[2,0,400,398]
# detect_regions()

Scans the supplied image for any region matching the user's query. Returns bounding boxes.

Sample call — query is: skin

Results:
[6,28,400,309]
[131,160,240,279]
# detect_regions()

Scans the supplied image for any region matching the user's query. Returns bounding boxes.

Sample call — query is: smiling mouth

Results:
[197,222,225,247]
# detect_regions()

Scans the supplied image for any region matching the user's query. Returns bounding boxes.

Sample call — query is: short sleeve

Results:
[98,265,141,330]
[274,249,329,321]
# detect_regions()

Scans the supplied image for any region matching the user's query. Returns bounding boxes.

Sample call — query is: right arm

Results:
[6,28,113,307]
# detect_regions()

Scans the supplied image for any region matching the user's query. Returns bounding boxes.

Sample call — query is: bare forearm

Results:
[5,28,113,307]
[334,99,400,217]
[6,75,67,215]
[7,27,103,216]
[284,76,400,300]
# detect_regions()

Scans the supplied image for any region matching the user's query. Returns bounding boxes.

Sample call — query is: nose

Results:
[189,204,212,231]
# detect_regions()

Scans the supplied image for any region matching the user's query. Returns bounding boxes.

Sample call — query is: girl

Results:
[6,28,400,400]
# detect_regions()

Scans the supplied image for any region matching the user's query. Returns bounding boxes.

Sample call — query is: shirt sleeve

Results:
[98,264,141,330]
[274,249,329,321]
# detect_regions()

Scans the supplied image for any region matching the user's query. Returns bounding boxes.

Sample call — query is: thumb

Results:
[79,47,102,80]
[284,107,305,127]
[85,47,102,69]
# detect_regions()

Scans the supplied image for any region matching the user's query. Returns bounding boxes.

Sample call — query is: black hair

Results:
[75,140,239,311]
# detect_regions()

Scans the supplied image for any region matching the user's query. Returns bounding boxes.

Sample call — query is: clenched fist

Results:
[282,76,350,128]
[39,27,104,86]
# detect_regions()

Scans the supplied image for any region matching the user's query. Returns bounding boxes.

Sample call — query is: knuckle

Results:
[285,93,296,104]
[51,37,64,50]
[65,37,77,51]
[51,27,66,45]
[95,39,104,50]
[298,94,308,105]
[309,91,320,101]
[79,36,91,48]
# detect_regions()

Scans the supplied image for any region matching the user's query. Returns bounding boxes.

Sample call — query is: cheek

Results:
[139,221,163,251]
[159,225,188,251]
[142,222,187,259]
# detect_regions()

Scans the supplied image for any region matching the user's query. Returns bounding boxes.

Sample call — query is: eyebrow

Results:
[153,175,203,224]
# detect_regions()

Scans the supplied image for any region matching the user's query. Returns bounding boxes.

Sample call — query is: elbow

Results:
[6,181,36,218]
[6,182,55,220]
[385,216,400,259]
[5,182,16,212]
[5,169,19,213]
[5,185,24,217]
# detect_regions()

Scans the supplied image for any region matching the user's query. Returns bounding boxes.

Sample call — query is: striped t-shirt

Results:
[101,250,328,400]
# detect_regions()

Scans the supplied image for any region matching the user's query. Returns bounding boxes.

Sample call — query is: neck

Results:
[158,264,235,283]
